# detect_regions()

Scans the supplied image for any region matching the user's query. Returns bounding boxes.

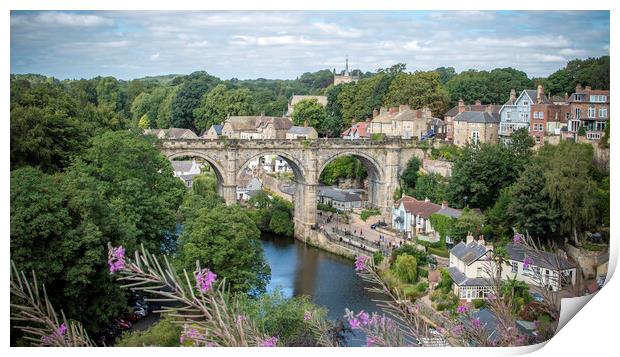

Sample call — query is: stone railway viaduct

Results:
[160,138,427,239]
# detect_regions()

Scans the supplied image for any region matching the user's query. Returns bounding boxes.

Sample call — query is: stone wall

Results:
[422,159,453,178]
[565,244,609,279]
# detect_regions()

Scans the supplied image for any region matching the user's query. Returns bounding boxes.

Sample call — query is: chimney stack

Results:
[304,119,308,127]
[475,100,482,106]
[537,84,544,104]
[441,200,448,209]
[373,108,379,118]
[576,84,583,92]
[585,85,592,92]
[485,104,494,114]
[478,236,485,247]
[510,89,516,102]
[466,233,474,244]
[458,98,465,113]
[389,107,398,115]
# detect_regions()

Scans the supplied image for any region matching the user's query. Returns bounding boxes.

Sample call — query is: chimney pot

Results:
[441,200,448,209]
[466,233,474,244]
[510,89,516,101]
[576,84,583,92]
[458,99,466,113]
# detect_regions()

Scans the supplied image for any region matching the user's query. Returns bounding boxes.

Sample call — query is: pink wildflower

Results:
[366,336,376,347]
[180,326,200,345]
[108,246,125,273]
[471,317,482,328]
[523,257,534,270]
[457,305,469,314]
[452,324,464,336]
[513,233,523,245]
[356,311,370,325]
[195,268,217,293]
[348,317,362,329]
[259,336,278,347]
[303,311,312,321]
[354,255,369,272]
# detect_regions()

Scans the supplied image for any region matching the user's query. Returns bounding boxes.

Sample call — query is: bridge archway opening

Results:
[166,151,226,197]
[317,152,385,214]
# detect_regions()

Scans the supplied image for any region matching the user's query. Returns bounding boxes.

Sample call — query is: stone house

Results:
[236,171,263,201]
[286,126,318,139]
[144,128,198,139]
[202,124,223,139]
[566,85,609,141]
[221,116,293,139]
[317,186,364,211]
[443,99,501,141]
[452,107,500,147]
[286,95,328,117]
[499,87,550,141]
[369,105,434,139]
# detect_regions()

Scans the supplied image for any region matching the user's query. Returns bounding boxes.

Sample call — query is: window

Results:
[533,111,539,119]
[477,267,483,278]
[535,136,541,144]
[575,108,581,119]
[575,94,584,101]
[588,106,596,118]
[599,108,608,118]
[471,131,480,144]
[539,111,544,119]
[511,262,518,273]
[506,112,511,120]
[523,101,529,106]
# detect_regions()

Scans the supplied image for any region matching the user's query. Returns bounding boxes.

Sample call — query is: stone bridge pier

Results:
[160,138,426,241]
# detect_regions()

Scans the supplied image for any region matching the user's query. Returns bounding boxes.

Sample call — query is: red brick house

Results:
[566,85,610,141]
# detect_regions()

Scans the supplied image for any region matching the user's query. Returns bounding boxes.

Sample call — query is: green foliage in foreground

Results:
[117,316,182,347]
[360,208,381,221]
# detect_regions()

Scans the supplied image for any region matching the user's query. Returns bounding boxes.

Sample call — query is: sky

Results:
[10,10,610,80]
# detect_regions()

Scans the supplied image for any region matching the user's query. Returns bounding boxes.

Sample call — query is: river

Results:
[260,233,387,346]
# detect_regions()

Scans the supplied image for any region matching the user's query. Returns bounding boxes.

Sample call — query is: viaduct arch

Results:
[160,138,426,239]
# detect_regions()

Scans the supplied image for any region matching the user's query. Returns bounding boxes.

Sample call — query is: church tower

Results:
[333,56,359,86]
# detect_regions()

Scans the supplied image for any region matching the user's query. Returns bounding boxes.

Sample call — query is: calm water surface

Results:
[260,233,387,345]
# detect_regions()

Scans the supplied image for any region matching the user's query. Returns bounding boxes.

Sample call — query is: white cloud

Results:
[539,54,565,62]
[187,40,210,48]
[31,12,113,27]
[559,48,586,56]
[311,23,362,38]
[149,52,160,61]
[98,40,130,48]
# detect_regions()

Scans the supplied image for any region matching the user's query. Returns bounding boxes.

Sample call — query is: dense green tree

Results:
[96,76,127,114]
[193,84,253,133]
[117,316,182,347]
[413,173,448,203]
[393,253,418,284]
[171,71,220,130]
[434,66,457,84]
[543,56,610,95]
[319,156,367,186]
[177,204,271,294]
[269,209,294,237]
[339,73,390,125]
[10,82,91,172]
[540,142,598,244]
[383,71,450,116]
[451,208,485,241]
[445,68,533,106]
[401,157,420,191]
[291,98,326,128]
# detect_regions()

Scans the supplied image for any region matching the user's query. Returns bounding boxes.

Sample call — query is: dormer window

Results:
[575,94,584,101]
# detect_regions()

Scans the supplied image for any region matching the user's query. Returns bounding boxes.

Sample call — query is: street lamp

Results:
[463,196,468,208]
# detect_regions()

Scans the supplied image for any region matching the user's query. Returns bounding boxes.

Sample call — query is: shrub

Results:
[372,251,384,265]
[317,202,338,213]
[403,285,424,300]
[472,299,486,309]
[393,253,418,284]
[418,268,429,279]
[415,281,429,293]
[391,244,429,265]
[360,208,381,221]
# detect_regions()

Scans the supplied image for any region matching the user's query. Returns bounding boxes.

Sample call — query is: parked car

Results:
[531,292,544,302]
[122,312,140,322]
[133,306,148,318]
[597,275,606,289]
[115,318,132,330]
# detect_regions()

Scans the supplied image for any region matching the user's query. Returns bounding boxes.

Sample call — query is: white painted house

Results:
[448,237,494,302]
[171,160,203,188]
[498,87,549,140]
[391,196,461,241]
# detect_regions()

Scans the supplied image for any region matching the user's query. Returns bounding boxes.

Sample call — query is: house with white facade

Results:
[498,87,549,140]
[171,160,203,188]
[502,243,577,292]
[448,236,494,301]
[448,238,578,302]
[391,196,461,240]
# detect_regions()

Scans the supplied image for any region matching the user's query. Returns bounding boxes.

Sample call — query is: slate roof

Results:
[317,186,363,203]
[171,160,195,173]
[445,104,501,117]
[453,111,500,124]
[372,106,430,124]
[393,196,442,219]
[435,207,462,219]
[567,90,610,103]
[211,124,223,135]
[524,90,550,104]
[450,241,489,265]
[505,243,576,270]
[448,267,490,287]
[279,184,296,196]
[168,128,198,139]
[288,126,316,135]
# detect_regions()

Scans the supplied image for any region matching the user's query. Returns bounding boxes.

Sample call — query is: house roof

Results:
[393,196,442,219]
[505,243,576,270]
[171,160,195,173]
[448,267,490,287]
[435,207,462,219]
[567,90,610,103]
[445,104,501,117]
[211,124,223,135]
[257,117,293,130]
[288,126,316,135]
[168,128,198,139]
[341,122,370,138]
[317,186,363,203]
[450,241,489,265]
[453,111,500,124]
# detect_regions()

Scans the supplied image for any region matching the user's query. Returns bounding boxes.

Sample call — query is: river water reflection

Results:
[261,233,387,345]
